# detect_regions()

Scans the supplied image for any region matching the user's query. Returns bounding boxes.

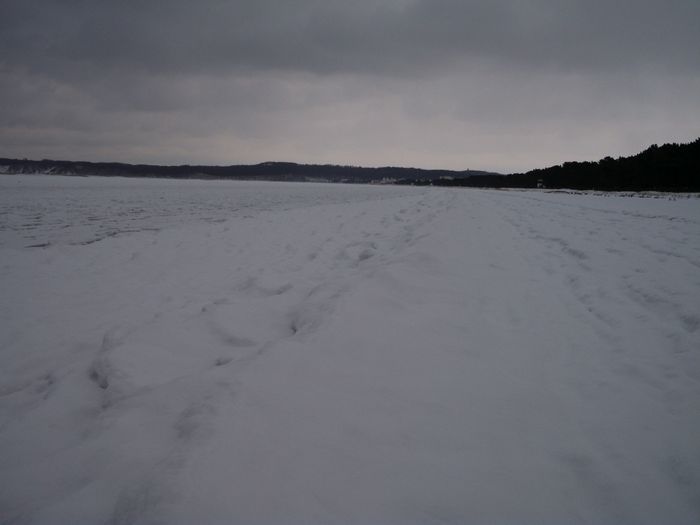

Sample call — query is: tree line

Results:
[411,138,700,191]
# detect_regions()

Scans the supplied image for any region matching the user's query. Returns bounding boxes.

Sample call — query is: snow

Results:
[1,175,699,524]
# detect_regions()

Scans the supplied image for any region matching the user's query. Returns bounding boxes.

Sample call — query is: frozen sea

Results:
[1,175,699,524]
[0,175,415,248]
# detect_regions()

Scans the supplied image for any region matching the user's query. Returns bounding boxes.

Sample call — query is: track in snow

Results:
[1,181,699,524]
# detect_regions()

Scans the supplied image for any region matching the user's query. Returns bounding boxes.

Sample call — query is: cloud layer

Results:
[2,0,699,171]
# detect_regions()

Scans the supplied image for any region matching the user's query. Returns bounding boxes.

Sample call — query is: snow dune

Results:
[1,177,699,524]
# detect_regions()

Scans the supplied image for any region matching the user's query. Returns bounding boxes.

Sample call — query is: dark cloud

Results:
[1,1,699,171]
[3,0,699,76]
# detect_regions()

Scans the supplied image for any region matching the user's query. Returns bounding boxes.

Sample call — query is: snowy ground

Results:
[1,176,699,524]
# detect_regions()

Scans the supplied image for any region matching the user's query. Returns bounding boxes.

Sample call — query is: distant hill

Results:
[421,138,700,191]
[0,158,498,184]
[4,138,697,190]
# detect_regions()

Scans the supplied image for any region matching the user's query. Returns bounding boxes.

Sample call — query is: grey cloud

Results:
[3,0,699,79]
[1,1,699,171]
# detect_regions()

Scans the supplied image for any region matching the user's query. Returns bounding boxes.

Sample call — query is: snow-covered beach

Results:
[1,175,699,523]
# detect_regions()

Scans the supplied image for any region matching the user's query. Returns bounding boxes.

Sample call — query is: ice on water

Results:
[1,175,699,524]
[0,175,415,248]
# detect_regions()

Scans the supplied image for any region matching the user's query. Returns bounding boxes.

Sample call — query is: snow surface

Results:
[1,176,699,524]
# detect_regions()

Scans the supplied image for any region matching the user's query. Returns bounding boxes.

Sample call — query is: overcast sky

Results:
[1,0,699,172]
